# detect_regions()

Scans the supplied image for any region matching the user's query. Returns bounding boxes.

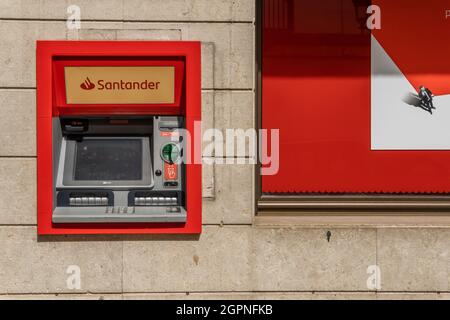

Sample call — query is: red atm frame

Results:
[36,41,202,235]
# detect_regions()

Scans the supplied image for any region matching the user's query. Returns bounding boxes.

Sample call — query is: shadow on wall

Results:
[402,92,421,107]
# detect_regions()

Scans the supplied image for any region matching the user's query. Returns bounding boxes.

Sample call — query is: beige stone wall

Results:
[0,0,448,300]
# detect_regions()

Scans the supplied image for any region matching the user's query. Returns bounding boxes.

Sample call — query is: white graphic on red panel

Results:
[164,163,177,180]
[371,36,450,150]
[167,166,176,179]
[371,0,450,150]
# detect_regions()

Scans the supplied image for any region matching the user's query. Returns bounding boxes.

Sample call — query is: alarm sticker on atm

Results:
[64,66,175,104]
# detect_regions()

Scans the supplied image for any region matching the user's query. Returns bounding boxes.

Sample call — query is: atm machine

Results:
[36,41,201,235]
[53,116,185,223]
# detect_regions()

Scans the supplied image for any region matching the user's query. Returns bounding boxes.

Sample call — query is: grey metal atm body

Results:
[52,116,186,223]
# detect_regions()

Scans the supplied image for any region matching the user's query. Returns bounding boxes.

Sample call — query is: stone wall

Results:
[0,0,448,299]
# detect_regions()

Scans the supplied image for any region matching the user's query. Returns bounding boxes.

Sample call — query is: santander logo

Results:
[80,77,95,90]
[78,76,161,91]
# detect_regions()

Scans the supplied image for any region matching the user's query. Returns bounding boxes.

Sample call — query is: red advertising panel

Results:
[262,0,450,194]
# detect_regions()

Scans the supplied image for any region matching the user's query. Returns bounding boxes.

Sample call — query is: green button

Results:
[161,143,180,164]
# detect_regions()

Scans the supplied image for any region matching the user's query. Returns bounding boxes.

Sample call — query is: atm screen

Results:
[60,136,153,187]
[74,139,142,181]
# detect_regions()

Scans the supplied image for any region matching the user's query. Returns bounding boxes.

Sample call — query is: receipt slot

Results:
[37,41,201,235]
